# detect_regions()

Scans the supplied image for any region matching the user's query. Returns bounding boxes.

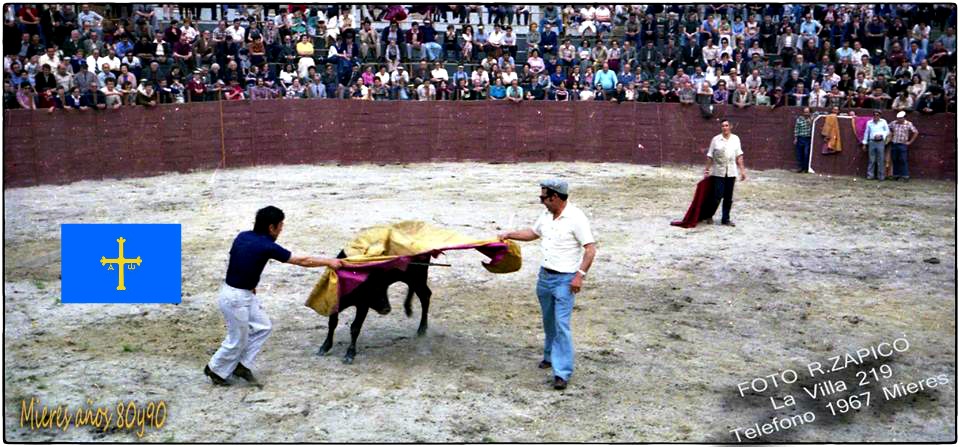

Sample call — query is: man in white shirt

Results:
[861,110,890,180]
[808,82,828,107]
[498,179,597,391]
[429,62,448,84]
[850,41,870,66]
[703,120,747,226]
[38,47,61,71]
[227,19,246,43]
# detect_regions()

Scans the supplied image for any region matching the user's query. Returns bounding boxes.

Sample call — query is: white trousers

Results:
[207,283,272,380]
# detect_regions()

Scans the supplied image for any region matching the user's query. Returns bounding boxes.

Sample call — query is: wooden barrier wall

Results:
[3,101,956,188]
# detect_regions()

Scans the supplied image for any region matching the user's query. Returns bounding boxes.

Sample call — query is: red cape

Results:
[670,177,717,228]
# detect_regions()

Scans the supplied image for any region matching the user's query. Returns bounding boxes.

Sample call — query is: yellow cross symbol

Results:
[100,237,142,291]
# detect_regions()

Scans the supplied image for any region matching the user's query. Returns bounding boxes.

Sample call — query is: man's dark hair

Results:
[254,206,285,234]
[545,189,568,201]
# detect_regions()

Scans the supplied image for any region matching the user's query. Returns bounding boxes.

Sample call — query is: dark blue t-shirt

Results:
[224,231,292,290]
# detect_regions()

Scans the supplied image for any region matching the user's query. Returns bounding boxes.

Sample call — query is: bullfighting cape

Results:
[306,221,521,316]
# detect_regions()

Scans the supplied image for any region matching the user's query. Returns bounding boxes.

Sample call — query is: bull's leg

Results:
[344,306,369,364]
[403,286,416,317]
[318,313,339,356]
[416,285,432,337]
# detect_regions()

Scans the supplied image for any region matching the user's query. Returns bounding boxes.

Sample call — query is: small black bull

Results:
[317,250,432,364]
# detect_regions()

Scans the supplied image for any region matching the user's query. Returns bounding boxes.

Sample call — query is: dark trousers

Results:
[795,136,810,171]
[710,175,736,223]
[891,143,909,178]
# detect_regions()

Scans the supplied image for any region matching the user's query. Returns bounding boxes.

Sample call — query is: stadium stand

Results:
[3,4,956,112]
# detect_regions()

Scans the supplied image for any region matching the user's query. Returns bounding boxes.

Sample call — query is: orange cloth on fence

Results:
[820,114,843,154]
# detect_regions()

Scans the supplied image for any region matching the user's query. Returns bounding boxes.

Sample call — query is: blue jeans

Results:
[536,268,576,381]
[423,42,442,61]
[867,141,886,180]
[891,143,909,178]
[795,136,810,171]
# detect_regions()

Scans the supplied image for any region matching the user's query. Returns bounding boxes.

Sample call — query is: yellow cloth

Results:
[305,221,521,316]
[821,114,843,153]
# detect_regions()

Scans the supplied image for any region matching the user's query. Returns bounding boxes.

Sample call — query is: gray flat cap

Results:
[540,178,569,195]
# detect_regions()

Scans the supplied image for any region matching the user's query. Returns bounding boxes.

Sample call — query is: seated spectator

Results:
[753,85,771,106]
[135,82,158,106]
[15,83,36,109]
[732,84,752,108]
[528,49,545,76]
[417,80,436,100]
[102,78,123,109]
[712,81,730,104]
[916,88,946,114]
[284,77,305,99]
[65,86,88,111]
[695,81,713,105]
[506,79,523,102]
[554,82,570,101]
[487,78,506,100]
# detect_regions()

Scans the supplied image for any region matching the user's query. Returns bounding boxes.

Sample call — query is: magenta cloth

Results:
[333,242,511,312]
[853,116,873,142]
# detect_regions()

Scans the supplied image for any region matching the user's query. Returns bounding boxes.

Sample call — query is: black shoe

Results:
[232,363,258,384]
[703,218,714,225]
[553,376,568,390]
[796,168,806,173]
[538,360,552,369]
[721,221,736,227]
[204,365,230,386]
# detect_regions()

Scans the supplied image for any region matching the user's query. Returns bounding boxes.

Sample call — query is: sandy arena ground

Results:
[3,162,956,442]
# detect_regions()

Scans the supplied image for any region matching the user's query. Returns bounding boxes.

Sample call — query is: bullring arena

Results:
[3,3,958,443]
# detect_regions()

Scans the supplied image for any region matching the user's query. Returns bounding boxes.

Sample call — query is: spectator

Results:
[678,81,696,104]
[594,62,617,98]
[488,77,506,100]
[101,79,124,110]
[792,107,813,172]
[861,110,890,180]
[506,79,523,102]
[732,84,751,108]
[888,111,919,181]
[539,23,558,56]
[916,87,946,114]
[753,85,771,105]
[417,80,436,100]
[135,82,158,106]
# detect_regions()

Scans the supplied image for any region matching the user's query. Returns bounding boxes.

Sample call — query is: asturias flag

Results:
[61,224,181,304]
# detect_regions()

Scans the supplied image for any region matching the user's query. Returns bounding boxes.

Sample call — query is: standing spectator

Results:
[703,120,748,226]
[888,111,919,181]
[861,110,890,181]
[793,107,813,172]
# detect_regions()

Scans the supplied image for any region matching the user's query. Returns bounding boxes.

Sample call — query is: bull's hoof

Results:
[417,326,428,337]
[342,355,354,365]
[317,344,332,356]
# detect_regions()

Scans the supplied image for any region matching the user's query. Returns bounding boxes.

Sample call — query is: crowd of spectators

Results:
[3,4,956,113]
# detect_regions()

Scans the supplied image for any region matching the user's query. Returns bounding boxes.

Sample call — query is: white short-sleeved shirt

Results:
[707,133,744,178]
[532,203,595,273]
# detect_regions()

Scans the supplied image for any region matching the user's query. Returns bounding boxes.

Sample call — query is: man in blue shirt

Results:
[594,62,618,98]
[205,206,343,386]
[861,110,890,180]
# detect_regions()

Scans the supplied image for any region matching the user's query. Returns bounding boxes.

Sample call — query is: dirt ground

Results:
[3,162,956,442]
